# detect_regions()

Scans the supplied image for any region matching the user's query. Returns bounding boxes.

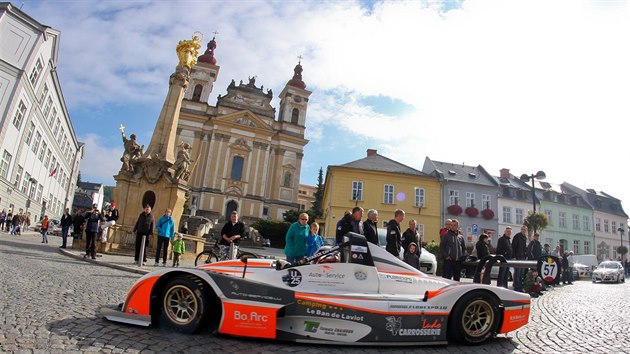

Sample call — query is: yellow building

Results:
[321,149,442,244]
[175,37,311,223]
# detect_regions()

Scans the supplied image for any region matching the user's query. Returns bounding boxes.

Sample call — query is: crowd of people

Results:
[0,209,31,235]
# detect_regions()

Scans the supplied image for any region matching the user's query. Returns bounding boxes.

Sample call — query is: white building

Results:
[0,3,83,222]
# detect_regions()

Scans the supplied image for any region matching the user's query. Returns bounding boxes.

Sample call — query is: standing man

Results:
[527,232,543,261]
[219,211,245,260]
[284,212,309,264]
[440,219,452,238]
[101,202,119,242]
[72,209,85,240]
[60,208,73,249]
[440,219,466,280]
[336,207,363,244]
[512,225,528,292]
[154,208,175,266]
[84,204,103,259]
[133,205,154,265]
[496,226,513,288]
[386,209,405,258]
[362,209,379,245]
[402,219,421,255]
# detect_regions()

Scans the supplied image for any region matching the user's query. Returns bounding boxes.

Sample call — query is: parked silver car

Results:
[592,261,625,283]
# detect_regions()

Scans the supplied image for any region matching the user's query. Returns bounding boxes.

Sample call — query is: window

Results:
[29,58,43,86]
[50,156,57,174]
[449,190,459,205]
[383,184,394,204]
[36,184,43,203]
[595,217,601,232]
[417,224,425,240]
[502,206,511,223]
[604,220,609,233]
[48,107,56,127]
[44,149,51,168]
[263,207,269,216]
[414,188,425,207]
[283,171,292,187]
[583,216,590,231]
[25,122,35,146]
[545,210,553,225]
[0,150,12,179]
[584,241,590,254]
[291,108,299,124]
[28,178,36,197]
[14,165,23,187]
[573,240,580,254]
[466,192,475,208]
[12,101,27,129]
[22,173,30,193]
[31,131,41,153]
[39,83,49,103]
[572,214,580,230]
[38,141,47,161]
[612,221,617,234]
[351,181,363,201]
[515,208,524,224]
[192,84,202,101]
[482,194,491,209]
[559,212,566,228]
[230,156,243,181]
[53,118,61,138]
[42,97,53,118]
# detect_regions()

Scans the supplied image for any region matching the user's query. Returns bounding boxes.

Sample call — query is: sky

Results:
[18,0,630,216]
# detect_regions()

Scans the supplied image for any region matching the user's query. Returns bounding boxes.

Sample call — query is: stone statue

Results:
[119,124,143,173]
[176,34,202,68]
[173,142,192,181]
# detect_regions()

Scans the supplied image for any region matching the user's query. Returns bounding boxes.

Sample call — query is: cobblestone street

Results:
[1,231,629,353]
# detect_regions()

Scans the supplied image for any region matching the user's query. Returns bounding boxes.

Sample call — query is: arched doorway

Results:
[142,191,156,209]
[225,200,238,220]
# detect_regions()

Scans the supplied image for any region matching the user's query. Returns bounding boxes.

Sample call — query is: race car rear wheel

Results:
[448,291,499,345]
[160,276,208,333]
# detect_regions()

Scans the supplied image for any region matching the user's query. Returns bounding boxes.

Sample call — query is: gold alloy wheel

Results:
[461,299,494,338]
[163,285,199,325]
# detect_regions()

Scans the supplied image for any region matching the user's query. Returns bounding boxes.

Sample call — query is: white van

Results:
[573,254,598,271]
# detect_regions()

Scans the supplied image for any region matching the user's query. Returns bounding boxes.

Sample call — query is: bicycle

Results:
[194,233,259,266]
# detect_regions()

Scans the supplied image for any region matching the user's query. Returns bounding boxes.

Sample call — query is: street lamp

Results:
[520,171,546,213]
[617,226,626,261]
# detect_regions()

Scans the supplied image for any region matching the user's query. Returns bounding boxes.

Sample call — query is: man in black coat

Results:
[336,207,363,244]
[385,209,405,258]
[511,225,528,292]
[402,219,421,255]
[496,226,513,288]
[527,232,542,260]
[60,208,73,249]
[133,205,155,265]
[362,209,379,245]
[440,219,466,281]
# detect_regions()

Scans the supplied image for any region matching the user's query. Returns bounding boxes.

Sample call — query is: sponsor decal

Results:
[302,320,356,337]
[305,307,365,322]
[220,303,276,339]
[351,245,368,253]
[385,316,443,337]
[380,273,413,284]
[389,303,448,311]
[304,320,320,333]
[307,272,345,279]
[354,271,367,281]
[282,269,302,287]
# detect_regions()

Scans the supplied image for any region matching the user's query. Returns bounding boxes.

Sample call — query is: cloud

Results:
[78,134,122,185]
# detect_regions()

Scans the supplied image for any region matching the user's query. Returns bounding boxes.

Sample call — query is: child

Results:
[524,269,543,297]
[172,233,185,267]
[305,222,324,257]
[403,242,421,270]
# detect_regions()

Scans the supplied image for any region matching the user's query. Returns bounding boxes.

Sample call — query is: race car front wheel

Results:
[160,276,208,334]
[448,291,499,345]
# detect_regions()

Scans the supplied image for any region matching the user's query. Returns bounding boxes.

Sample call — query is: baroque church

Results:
[175,37,311,223]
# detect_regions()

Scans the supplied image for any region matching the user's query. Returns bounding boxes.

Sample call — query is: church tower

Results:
[278,61,311,138]
[184,36,220,103]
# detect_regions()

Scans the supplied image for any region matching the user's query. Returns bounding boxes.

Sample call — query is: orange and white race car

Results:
[101,233,530,345]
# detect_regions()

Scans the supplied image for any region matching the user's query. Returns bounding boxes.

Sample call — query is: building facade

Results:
[297,184,316,212]
[0,3,83,223]
[321,149,442,244]
[422,158,499,246]
[174,37,310,224]
[496,168,536,246]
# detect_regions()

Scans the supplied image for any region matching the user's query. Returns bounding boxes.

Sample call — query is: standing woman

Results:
[284,213,309,264]
[84,204,103,259]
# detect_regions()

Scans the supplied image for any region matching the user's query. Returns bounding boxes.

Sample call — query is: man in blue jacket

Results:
[154,208,175,266]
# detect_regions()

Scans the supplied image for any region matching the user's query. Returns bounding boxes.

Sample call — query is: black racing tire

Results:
[448,291,499,345]
[194,251,219,266]
[160,276,208,334]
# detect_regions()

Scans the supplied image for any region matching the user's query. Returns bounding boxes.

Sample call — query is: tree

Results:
[76,172,82,185]
[617,246,628,260]
[251,219,291,248]
[309,167,324,219]
[283,209,300,223]
[523,212,549,234]
[103,186,114,204]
